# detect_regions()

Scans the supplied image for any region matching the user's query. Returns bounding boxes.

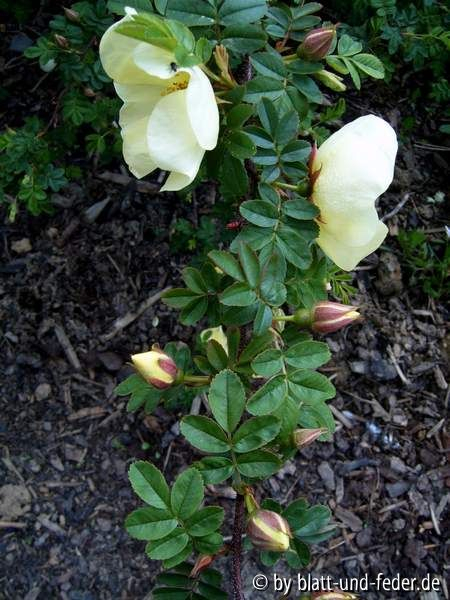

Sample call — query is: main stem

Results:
[231,494,245,600]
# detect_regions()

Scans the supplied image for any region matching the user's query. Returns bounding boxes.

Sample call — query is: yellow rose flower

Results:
[311,115,398,271]
[99,9,219,191]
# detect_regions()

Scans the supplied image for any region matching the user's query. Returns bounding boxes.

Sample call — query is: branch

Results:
[231,493,246,600]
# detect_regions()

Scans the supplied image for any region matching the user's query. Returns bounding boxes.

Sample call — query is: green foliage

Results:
[1,1,121,218]
[0,118,67,219]
[397,228,449,299]
[335,0,450,112]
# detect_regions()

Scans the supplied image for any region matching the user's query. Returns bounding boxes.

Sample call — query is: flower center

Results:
[161,72,189,97]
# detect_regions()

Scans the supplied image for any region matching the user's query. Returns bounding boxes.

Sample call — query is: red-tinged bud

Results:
[247,509,292,552]
[190,555,215,578]
[64,7,81,22]
[293,428,328,449]
[312,591,358,600]
[298,27,336,61]
[83,87,96,98]
[55,34,70,49]
[311,301,361,334]
[131,349,178,389]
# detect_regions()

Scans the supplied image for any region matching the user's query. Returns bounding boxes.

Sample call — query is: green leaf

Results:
[275,110,299,146]
[163,0,215,27]
[276,224,312,269]
[338,34,362,56]
[208,369,246,433]
[195,457,234,484]
[185,506,225,537]
[182,267,207,294]
[180,416,230,453]
[227,327,241,363]
[236,449,281,478]
[284,341,331,370]
[163,288,201,309]
[232,416,281,453]
[253,303,273,336]
[240,200,279,228]
[287,59,323,75]
[245,76,285,103]
[146,528,190,560]
[257,98,279,137]
[162,541,193,569]
[220,282,257,307]
[194,532,224,555]
[220,154,249,199]
[245,125,275,149]
[238,331,274,364]
[289,370,336,402]
[208,250,245,282]
[238,242,261,288]
[153,587,190,599]
[351,54,385,79]
[206,340,229,372]
[227,104,254,129]
[252,349,283,378]
[292,75,323,103]
[228,131,256,160]
[289,539,311,567]
[247,375,288,415]
[282,198,318,220]
[282,498,309,528]
[115,374,161,413]
[251,52,287,80]
[291,505,332,537]
[298,402,335,438]
[129,461,170,510]
[125,507,177,541]
[222,24,267,54]
[115,13,178,52]
[180,296,208,325]
[171,468,204,520]
[273,395,300,444]
[218,0,268,26]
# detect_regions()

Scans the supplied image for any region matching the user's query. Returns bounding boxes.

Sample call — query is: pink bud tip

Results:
[312,301,361,334]
[247,509,292,552]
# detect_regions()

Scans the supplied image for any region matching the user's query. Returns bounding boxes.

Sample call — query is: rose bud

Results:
[247,509,291,552]
[64,7,81,22]
[312,591,358,600]
[200,326,228,355]
[131,349,178,389]
[314,70,346,92]
[298,27,336,61]
[311,301,361,334]
[293,428,328,449]
[55,34,70,49]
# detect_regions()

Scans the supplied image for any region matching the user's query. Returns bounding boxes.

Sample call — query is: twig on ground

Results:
[387,345,411,385]
[54,324,82,371]
[381,193,410,222]
[101,287,171,341]
[96,171,160,194]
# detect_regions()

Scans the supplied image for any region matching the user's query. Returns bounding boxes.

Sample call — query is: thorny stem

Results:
[231,494,245,600]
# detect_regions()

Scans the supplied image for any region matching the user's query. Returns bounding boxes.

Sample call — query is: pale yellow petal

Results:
[186,67,220,150]
[148,90,204,188]
[133,44,178,79]
[100,17,160,84]
[120,113,157,179]
[318,220,388,271]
